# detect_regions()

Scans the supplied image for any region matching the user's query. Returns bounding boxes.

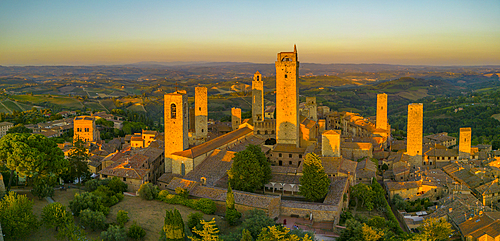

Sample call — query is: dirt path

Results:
[98,99,109,112]
[0,100,13,114]
[13,100,25,111]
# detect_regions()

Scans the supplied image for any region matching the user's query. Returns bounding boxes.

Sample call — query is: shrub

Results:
[225,208,241,226]
[107,177,128,194]
[85,178,101,192]
[41,202,72,231]
[127,221,146,240]
[116,210,129,227]
[80,209,106,231]
[31,182,55,200]
[175,187,189,199]
[93,185,121,207]
[69,192,109,216]
[187,212,204,232]
[101,225,127,241]
[138,182,158,200]
[196,198,216,214]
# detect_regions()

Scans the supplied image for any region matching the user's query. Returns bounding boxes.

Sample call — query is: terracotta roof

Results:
[273,144,306,154]
[323,177,348,206]
[271,165,298,175]
[320,157,357,175]
[459,215,496,237]
[476,179,500,195]
[425,147,458,157]
[356,158,377,179]
[184,150,235,186]
[166,177,200,192]
[130,136,143,142]
[99,154,150,179]
[171,127,253,158]
[385,181,420,191]
[157,173,182,184]
[269,174,300,184]
[341,142,372,150]
[301,118,316,129]
[227,136,266,152]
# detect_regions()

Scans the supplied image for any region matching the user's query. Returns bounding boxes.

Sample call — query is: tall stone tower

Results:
[459,127,472,159]
[305,97,318,121]
[407,103,423,167]
[252,71,264,123]
[195,87,208,145]
[231,107,241,131]
[322,130,341,157]
[164,91,189,156]
[276,45,300,147]
[376,93,388,130]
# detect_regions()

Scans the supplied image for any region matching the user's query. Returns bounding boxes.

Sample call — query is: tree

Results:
[299,153,331,201]
[41,202,72,231]
[6,124,32,134]
[107,176,128,194]
[101,225,127,241]
[189,218,220,241]
[351,183,376,210]
[392,194,408,211]
[256,225,312,241]
[0,133,68,190]
[239,209,276,239]
[66,138,90,184]
[228,144,271,192]
[80,209,106,231]
[117,210,129,227]
[226,183,241,225]
[241,229,253,241]
[417,217,452,241]
[0,191,39,239]
[138,182,158,200]
[162,208,185,241]
[57,222,88,241]
[127,221,146,240]
[187,212,204,237]
[31,178,56,199]
[361,224,384,241]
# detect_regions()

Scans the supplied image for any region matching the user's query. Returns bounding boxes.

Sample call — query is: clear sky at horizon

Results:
[1,0,499,66]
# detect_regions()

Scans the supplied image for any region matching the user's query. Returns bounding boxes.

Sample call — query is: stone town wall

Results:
[280,202,339,223]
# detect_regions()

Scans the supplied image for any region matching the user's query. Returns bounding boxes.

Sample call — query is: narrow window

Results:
[171,103,176,119]
[285,74,288,78]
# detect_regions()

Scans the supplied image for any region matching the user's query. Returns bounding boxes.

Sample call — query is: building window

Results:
[279,160,282,166]
[171,103,177,119]
[285,74,288,78]
[123,177,126,181]
[289,154,292,158]
[289,161,292,165]
[279,153,282,158]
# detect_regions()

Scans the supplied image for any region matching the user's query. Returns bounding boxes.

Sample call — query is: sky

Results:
[1,0,499,66]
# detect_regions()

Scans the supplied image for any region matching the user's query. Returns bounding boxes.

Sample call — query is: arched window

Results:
[171,103,176,119]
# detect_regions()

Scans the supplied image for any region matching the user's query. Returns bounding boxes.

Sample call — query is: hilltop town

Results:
[1,47,500,241]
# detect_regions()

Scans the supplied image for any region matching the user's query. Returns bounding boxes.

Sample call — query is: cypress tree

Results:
[226,183,235,210]
[163,209,185,241]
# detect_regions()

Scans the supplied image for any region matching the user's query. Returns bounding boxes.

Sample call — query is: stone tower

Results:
[74,115,100,143]
[195,87,208,145]
[164,91,189,156]
[305,97,318,121]
[322,130,341,157]
[252,71,264,123]
[459,127,472,159]
[231,107,241,131]
[376,93,388,130]
[276,45,300,147]
[407,103,423,167]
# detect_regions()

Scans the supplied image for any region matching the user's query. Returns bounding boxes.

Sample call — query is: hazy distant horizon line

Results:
[2,61,500,68]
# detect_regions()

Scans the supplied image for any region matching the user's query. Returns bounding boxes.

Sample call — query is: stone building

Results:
[252,71,264,122]
[269,144,307,167]
[254,119,276,139]
[300,97,317,122]
[0,122,13,138]
[341,142,373,161]
[276,45,300,147]
[299,117,317,148]
[195,87,208,145]
[231,107,241,131]
[423,132,456,148]
[424,145,458,168]
[322,130,341,157]
[74,116,100,143]
[458,212,500,241]
[407,103,423,168]
[376,93,388,130]
[459,127,472,160]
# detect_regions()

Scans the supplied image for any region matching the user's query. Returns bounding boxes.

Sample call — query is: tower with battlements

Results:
[276,45,300,147]
[252,71,264,123]
[305,97,318,122]
[376,93,388,130]
[195,87,208,145]
[459,127,472,159]
[407,103,423,167]
[231,107,241,131]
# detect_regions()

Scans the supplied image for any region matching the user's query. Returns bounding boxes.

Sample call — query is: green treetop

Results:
[228,144,271,192]
[299,153,331,201]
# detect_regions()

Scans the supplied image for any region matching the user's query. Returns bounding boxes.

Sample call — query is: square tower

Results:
[305,97,318,121]
[252,71,264,122]
[376,93,388,130]
[74,116,100,143]
[322,130,341,157]
[195,87,208,145]
[164,91,189,156]
[231,107,241,131]
[407,103,423,167]
[276,45,300,147]
[459,127,472,159]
